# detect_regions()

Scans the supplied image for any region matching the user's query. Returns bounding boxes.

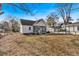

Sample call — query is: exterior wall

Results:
[66,26,79,35]
[66,26,70,31]
[20,25,33,34]
[47,28,54,33]
[70,26,74,32]
[33,20,48,32]
[46,25,49,32]
[73,26,77,32]
[66,26,77,31]
[33,26,46,34]
[19,20,23,33]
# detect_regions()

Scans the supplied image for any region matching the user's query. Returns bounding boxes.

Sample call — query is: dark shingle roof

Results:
[20,19,35,25]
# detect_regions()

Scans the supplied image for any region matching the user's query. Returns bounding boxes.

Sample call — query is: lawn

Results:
[0,33,79,56]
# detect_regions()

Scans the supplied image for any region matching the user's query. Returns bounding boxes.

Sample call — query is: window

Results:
[77,26,79,31]
[29,27,31,30]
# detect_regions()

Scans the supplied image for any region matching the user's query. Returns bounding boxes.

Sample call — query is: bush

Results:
[59,29,66,32]
[46,31,50,33]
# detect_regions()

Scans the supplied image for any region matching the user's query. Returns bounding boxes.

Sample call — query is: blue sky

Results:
[0,3,79,22]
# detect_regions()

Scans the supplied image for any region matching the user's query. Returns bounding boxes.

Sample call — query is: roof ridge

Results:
[20,19,35,22]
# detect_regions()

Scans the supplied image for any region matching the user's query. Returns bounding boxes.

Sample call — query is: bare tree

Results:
[55,3,74,33]
[1,15,20,32]
[0,3,33,16]
[0,4,4,15]
[9,19,20,32]
[47,13,59,28]
[5,15,20,32]
[0,3,41,20]
[7,3,34,16]
[56,3,73,24]
[2,21,10,32]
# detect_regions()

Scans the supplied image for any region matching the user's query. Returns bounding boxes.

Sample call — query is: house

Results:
[0,23,4,33]
[20,19,48,34]
[66,22,79,35]
[48,22,64,33]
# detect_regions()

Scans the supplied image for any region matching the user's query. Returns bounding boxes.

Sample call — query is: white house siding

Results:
[46,25,49,32]
[66,26,79,35]
[47,28,54,33]
[74,26,79,35]
[19,20,23,33]
[66,27,70,31]
[20,25,33,34]
[73,26,77,32]
[70,26,74,32]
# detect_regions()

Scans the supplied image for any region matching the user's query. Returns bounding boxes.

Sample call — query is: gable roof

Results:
[34,19,43,24]
[20,19,35,25]
[66,22,79,26]
[33,19,47,26]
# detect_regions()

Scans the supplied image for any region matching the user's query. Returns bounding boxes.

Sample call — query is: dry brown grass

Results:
[0,33,79,56]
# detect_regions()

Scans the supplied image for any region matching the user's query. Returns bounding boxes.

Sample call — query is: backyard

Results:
[0,33,79,56]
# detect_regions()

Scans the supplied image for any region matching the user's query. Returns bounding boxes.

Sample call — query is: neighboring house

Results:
[0,23,4,33]
[20,19,47,34]
[66,22,79,35]
[48,22,64,32]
